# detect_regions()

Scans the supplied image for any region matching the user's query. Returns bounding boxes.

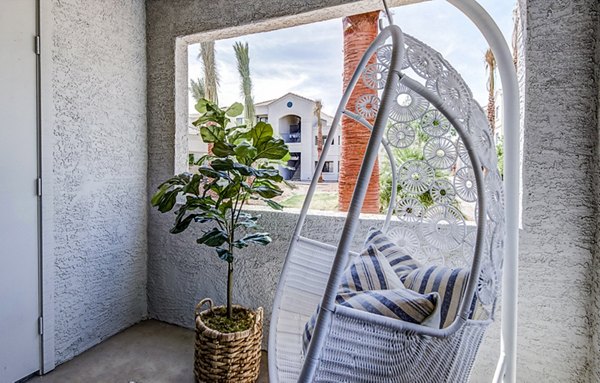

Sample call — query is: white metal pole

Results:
[446,1,520,382]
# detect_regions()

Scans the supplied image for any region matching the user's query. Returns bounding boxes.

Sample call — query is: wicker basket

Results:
[194,298,263,383]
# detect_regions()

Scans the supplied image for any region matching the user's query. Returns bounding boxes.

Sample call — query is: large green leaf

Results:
[255,138,289,160]
[212,142,235,157]
[221,182,241,199]
[182,174,202,195]
[170,213,199,234]
[210,158,235,171]
[225,102,244,117]
[217,199,233,215]
[249,122,273,147]
[194,98,209,114]
[151,183,171,206]
[232,162,255,176]
[254,168,283,182]
[197,228,228,247]
[241,233,272,246]
[264,199,284,211]
[200,124,225,143]
[157,189,180,213]
[194,210,227,226]
[216,248,233,262]
[234,141,258,164]
[252,185,283,199]
[232,240,249,249]
[198,166,228,180]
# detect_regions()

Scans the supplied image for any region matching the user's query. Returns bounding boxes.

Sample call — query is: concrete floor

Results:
[29,320,268,383]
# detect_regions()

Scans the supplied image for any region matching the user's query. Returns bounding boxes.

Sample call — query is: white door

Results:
[0,0,41,381]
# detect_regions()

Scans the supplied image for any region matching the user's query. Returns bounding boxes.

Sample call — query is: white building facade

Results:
[189,92,340,181]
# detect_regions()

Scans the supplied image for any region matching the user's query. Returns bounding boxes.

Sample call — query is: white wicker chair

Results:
[269,8,509,383]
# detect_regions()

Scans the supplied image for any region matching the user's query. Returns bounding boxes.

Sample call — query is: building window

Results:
[286,101,293,108]
[257,115,268,123]
[317,161,333,173]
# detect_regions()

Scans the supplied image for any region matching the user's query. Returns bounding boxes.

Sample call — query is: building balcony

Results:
[280,132,301,143]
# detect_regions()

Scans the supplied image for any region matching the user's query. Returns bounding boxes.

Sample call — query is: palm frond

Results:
[233,41,255,125]
[189,77,205,103]
[200,41,219,104]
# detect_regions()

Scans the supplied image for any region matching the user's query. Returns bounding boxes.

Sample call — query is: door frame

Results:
[39,0,56,374]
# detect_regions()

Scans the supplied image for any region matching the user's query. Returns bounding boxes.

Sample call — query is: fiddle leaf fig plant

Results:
[151,98,290,319]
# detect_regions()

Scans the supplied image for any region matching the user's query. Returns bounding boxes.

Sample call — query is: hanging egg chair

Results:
[268,1,519,382]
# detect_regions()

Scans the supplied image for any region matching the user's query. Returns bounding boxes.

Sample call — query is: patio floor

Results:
[28,320,269,383]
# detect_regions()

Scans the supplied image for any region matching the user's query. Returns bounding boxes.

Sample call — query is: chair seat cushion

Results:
[366,227,474,328]
[403,265,470,329]
[364,228,421,280]
[302,244,440,353]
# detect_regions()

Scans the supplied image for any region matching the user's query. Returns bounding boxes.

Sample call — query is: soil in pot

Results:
[202,306,254,333]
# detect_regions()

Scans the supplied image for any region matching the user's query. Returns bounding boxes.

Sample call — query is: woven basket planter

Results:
[194,298,263,383]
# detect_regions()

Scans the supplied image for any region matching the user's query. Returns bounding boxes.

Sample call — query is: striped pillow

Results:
[336,289,439,325]
[303,245,440,353]
[365,228,421,280]
[403,265,470,328]
[339,244,405,292]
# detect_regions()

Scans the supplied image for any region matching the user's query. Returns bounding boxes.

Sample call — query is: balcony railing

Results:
[281,132,301,143]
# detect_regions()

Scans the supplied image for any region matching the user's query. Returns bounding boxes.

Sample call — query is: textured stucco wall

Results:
[148,209,382,348]
[592,5,600,381]
[145,0,600,381]
[518,0,599,382]
[145,0,421,337]
[49,0,147,364]
[148,209,478,349]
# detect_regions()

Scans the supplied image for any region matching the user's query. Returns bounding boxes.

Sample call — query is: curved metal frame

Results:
[268,1,519,382]
[446,2,520,382]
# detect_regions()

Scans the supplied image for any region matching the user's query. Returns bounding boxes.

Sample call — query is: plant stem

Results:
[227,260,233,318]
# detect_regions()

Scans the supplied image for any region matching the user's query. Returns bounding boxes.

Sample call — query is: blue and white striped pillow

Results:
[303,245,440,352]
[365,228,421,280]
[339,244,405,292]
[403,265,470,328]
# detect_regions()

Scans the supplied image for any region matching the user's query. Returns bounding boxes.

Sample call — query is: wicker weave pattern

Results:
[314,312,488,383]
[269,24,506,382]
[194,299,263,383]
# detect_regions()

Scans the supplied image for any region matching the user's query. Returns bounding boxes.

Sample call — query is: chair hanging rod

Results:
[381,0,394,25]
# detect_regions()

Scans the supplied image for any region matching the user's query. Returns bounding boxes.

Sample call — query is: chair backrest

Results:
[356,33,506,319]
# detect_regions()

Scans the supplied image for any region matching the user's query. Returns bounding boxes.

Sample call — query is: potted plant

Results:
[151,98,290,382]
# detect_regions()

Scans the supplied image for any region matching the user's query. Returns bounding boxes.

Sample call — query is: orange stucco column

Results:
[339,11,380,213]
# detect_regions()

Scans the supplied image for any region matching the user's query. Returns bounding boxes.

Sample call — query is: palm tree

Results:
[199,41,219,154]
[199,41,219,104]
[314,100,324,183]
[339,11,380,214]
[485,48,497,136]
[189,77,205,103]
[233,41,256,126]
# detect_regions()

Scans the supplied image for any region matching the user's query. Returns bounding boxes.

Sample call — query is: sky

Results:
[188,1,515,116]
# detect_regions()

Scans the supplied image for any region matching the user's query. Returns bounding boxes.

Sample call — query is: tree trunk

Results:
[485,49,496,137]
[200,41,219,155]
[339,12,380,213]
[315,100,324,183]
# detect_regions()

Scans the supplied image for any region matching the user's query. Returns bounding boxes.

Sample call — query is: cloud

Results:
[188,0,515,115]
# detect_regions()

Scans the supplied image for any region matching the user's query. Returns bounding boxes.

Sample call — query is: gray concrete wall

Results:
[47,0,148,365]
[518,0,599,382]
